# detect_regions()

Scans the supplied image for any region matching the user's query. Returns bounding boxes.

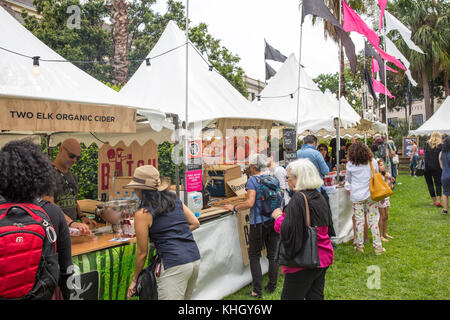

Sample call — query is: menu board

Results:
[283,128,297,150]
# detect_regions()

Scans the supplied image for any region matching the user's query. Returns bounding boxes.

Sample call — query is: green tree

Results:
[127,0,248,96]
[387,0,449,118]
[22,0,113,82]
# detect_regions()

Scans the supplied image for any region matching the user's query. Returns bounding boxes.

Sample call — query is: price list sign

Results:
[185,140,203,192]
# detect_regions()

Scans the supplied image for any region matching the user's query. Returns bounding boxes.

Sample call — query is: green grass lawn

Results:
[224,174,450,300]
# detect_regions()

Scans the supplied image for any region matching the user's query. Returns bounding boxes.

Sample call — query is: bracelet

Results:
[233,205,238,213]
[68,220,76,227]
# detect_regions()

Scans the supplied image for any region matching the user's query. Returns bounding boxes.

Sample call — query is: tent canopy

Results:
[410,97,450,135]
[0,6,173,144]
[252,54,360,133]
[119,20,265,127]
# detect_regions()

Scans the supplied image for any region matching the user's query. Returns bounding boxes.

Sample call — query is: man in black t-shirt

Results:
[44,139,96,235]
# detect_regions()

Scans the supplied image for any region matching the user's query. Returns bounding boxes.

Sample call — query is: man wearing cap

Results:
[44,138,96,235]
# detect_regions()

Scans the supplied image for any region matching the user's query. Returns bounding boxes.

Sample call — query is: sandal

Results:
[249,291,262,299]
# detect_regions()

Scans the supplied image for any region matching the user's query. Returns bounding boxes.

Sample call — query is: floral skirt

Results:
[352,199,382,249]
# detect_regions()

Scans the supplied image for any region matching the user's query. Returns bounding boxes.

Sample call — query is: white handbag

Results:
[392,154,399,165]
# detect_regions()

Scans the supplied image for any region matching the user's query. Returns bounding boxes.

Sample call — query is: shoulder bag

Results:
[415,158,426,176]
[369,161,393,201]
[134,246,161,300]
[276,192,320,269]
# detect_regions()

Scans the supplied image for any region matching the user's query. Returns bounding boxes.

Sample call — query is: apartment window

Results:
[412,114,423,126]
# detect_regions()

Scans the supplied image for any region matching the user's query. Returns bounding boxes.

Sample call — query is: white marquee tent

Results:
[119,20,265,128]
[252,54,360,134]
[0,6,173,147]
[410,96,450,135]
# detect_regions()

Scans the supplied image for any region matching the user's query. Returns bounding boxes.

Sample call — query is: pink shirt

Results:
[274,213,334,274]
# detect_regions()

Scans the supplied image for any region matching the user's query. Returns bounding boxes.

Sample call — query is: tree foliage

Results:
[22,0,248,96]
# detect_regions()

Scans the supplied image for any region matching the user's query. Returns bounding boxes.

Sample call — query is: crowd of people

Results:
[0,130,448,300]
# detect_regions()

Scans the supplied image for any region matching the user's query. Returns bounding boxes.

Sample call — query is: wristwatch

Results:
[232,205,238,214]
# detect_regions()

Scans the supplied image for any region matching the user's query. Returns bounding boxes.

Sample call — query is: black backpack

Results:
[256,175,284,217]
[134,251,161,300]
[0,197,59,300]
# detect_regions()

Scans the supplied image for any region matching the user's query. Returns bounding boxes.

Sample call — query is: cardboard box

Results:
[203,165,242,197]
[236,208,266,266]
[226,175,248,196]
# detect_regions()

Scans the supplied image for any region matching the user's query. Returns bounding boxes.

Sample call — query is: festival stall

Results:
[117,20,277,299]
[0,6,178,300]
[251,53,363,244]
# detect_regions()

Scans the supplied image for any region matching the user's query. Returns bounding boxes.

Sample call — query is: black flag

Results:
[364,41,386,85]
[364,66,377,101]
[301,0,357,74]
[265,62,277,81]
[264,39,287,63]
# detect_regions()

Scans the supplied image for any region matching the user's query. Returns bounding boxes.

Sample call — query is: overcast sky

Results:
[153,0,366,81]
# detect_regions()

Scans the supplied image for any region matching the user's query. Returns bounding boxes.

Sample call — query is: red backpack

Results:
[0,200,59,300]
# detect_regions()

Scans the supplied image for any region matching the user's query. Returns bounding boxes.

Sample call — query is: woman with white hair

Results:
[272,158,334,300]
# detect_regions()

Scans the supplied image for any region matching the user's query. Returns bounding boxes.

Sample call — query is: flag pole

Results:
[382,10,390,172]
[296,1,304,140]
[336,0,343,177]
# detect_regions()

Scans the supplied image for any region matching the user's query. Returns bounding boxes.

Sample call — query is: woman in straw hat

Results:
[126,165,201,300]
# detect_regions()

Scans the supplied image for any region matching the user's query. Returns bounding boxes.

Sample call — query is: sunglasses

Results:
[319,148,327,152]
[63,146,81,161]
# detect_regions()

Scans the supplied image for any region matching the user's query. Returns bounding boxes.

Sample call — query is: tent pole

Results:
[296,3,304,140]
[183,0,190,206]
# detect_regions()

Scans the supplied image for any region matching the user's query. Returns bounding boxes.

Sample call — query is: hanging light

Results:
[145,58,152,73]
[208,65,213,77]
[257,95,262,106]
[32,56,40,75]
[290,93,294,101]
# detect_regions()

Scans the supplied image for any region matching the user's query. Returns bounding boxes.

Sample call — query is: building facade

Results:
[0,0,40,22]
[243,75,266,101]
[388,99,445,128]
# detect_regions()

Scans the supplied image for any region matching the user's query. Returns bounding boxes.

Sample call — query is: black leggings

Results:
[281,267,328,300]
[248,220,280,295]
[424,169,442,198]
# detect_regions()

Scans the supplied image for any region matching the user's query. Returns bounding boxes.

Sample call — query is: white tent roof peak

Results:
[410,97,450,135]
[120,20,264,126]
[253,53,359,132]
[0,6,172,140]
[0,6,145,111]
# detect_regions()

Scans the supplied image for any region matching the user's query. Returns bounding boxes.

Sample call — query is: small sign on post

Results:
[185,140,203,192]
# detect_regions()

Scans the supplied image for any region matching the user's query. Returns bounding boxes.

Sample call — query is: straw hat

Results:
[123,165,169,191]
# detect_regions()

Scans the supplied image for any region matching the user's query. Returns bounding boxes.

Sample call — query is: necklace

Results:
[53,164,75,195]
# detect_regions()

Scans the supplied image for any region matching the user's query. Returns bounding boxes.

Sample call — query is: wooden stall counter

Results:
[71,233,136,256]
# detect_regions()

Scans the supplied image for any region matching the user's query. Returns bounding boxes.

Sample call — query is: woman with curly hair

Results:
[0,139,73,299]
[344,142,385,255]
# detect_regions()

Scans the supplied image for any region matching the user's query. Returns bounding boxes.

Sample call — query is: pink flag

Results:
[343,0,405,71]
[372,77,395,99]
[372,58,380,74]
[376,45,406,71]
[343,0,380,47]
[386,64,398,73]
[378,0,388,31]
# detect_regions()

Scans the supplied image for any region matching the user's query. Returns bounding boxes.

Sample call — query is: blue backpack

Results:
[256,175,284,217]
